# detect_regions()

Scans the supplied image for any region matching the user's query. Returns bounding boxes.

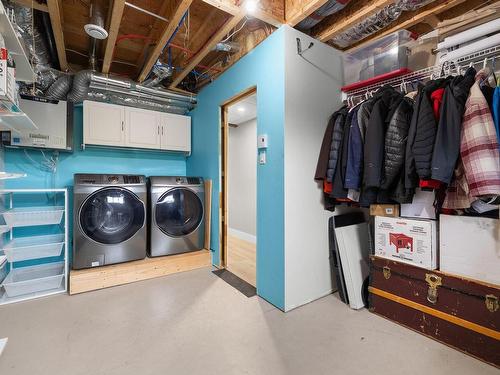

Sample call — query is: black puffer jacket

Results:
[363,86,402,189]
[326,107,348,183]
[431,67,476,184]
[382,96,414,190]
[331,109,354,199]
[412,78,450,180]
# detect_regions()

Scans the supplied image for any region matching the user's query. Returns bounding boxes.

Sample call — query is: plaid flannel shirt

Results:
[444,70,500,209]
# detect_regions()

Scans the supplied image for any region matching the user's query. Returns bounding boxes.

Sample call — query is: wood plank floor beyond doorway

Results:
[227,235,256,287]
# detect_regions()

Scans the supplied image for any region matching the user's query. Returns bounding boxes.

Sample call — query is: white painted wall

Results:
[283,26,344,311]
[228,118,257,242]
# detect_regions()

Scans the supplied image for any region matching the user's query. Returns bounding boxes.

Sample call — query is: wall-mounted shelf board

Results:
[0,1,35,82]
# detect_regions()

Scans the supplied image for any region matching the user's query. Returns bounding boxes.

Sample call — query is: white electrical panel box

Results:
[1,97,73,151]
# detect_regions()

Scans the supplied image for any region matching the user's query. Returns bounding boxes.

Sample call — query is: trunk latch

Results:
[425,274,442,304]
[383,266,391,279]
[485,295,499,313]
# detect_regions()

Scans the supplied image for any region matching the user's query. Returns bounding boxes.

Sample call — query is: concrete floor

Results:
[0,268,498,375]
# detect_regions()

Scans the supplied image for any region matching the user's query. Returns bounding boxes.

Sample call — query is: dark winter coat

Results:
[345,106,363,190]
[363,86,402,189]
[357,99,375,142]
[315,112,338,181]
[331,109,353,199]
[381,96,414,190]
[326,107,349,183]
[431,67,476,184]
[411,78,450,180]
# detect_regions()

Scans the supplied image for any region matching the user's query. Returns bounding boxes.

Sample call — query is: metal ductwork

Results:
[86,0,107,71]
[45,74,73,100]
[142,62,174,87]
[331,0,434,48]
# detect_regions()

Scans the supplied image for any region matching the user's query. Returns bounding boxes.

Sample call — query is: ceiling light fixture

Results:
[245,0,259,14]
[237,106,246,112]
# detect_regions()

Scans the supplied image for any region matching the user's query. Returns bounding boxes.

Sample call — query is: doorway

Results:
[221,88,257,287]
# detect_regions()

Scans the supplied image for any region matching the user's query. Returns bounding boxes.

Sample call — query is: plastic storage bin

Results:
[343,30,414,85]
[2,262,64,297]
[2,206,64,227]
[2,234,65,262]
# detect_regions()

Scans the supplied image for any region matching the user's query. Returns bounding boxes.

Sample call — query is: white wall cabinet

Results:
[124,107,161,150]
[83,101,191,152]
[160,113,191,152]
[83,101,124,147]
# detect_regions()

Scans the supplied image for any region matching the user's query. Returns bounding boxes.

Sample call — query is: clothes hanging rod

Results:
[343,45,500,99]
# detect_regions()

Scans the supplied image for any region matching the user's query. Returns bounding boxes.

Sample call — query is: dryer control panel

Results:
[74,174,145,185]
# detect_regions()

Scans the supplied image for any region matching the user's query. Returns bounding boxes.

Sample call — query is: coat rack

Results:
[343,45,500,107]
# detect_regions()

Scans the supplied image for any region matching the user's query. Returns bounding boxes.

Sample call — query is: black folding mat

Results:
[212,269,256,297]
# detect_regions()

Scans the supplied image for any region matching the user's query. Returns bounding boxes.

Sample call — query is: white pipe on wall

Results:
[437,19,500,51]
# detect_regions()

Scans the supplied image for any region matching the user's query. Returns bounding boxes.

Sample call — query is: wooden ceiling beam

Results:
[169,12,246,89]
[12,0,48,12]
[312,0,394,42]
[344,0,467,51]
[102,0,126,74]
[285,0,329,26]
[135,1,175,76]
[47,0,68,70]
[138,0,194,82]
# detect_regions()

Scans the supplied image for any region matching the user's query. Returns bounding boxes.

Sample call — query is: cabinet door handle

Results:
[157,125,160,135]
[121,121,124,131]
[161,126,164,135]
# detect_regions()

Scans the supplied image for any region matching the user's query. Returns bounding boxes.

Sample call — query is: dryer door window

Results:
[155,188,203,237]
[80,188,145,244]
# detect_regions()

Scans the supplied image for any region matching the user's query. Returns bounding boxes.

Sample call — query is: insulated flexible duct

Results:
[67,70,93,102]
[332,0,434,48]
[297,0,350,31]
[45,74,73,100]
[6,2,57,92]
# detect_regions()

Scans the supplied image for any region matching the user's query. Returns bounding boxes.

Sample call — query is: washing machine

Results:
[149,176,204,257]
[73,174,147,269]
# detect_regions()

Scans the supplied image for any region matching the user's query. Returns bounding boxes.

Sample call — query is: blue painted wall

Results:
[3,105,187,263]
[187,27,286,309]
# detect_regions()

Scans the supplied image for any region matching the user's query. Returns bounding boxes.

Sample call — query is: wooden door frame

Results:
[219,86,257,268]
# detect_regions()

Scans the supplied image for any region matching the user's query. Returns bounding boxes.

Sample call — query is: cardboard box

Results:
[401,188,436,219]
[370,204,399,217]
[440,215,500,285]
[374,216,438,270]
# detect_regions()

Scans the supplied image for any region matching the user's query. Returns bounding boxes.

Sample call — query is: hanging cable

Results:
[220,17,248,43]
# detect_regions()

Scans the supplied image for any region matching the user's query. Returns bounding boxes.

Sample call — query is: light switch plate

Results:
[259,150,266,164]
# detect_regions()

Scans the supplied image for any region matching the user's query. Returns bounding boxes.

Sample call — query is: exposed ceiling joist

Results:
[12,0,48,12]
[201,0,284,27]
[135,1,174,76]
[312,0,394,42]
[285,0,329,26]
[138,0,194,82]
[102,0,126,74]
[169,12,246,89]
[47,0,68,71]
[346,0,466,51]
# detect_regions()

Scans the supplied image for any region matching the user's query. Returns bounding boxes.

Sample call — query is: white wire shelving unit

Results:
[343,45,500,104]
[0,189,68,306]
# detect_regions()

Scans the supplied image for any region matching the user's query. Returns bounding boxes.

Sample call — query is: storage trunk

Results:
[369,256,500,368]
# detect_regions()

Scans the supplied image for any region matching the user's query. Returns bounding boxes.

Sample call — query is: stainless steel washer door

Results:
[79,187,145,244]
[155,187,203,237]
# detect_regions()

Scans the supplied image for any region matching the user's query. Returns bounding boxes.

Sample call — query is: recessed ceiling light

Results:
[237,106,245,112]
[245,0,259,14]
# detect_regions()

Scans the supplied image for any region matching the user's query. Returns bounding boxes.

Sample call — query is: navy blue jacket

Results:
[345,106,363,190]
